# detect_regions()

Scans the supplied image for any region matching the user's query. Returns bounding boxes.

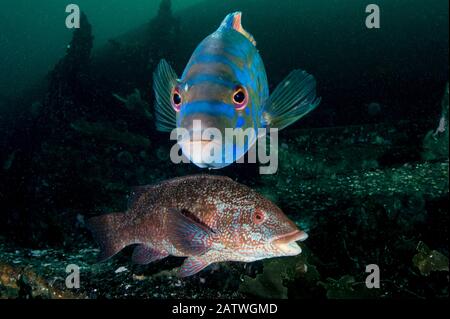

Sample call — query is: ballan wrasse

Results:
[153,12,321,168]
[87,175,308,277]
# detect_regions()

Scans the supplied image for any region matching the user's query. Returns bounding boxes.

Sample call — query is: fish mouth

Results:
[180,136,222,147]
[272,230,308,256]
[191,138,218,145]
[178,138,225,168]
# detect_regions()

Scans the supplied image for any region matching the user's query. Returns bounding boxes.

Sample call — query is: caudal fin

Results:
[86,212,131,262]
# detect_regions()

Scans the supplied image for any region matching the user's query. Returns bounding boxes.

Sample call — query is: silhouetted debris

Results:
[422,83,449,161]
[147,0,180,65]
[40,12,94,133]
[113,89,152,120]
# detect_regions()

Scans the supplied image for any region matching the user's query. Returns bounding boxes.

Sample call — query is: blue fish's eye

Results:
[234,91,245,104]
[173,93,181,105]
[232,86,248,110]
[171,87,182,112]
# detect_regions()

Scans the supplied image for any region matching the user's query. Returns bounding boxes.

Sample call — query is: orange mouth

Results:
[272,230,308,245]
[186,138,222,147]
[272,230,307,256]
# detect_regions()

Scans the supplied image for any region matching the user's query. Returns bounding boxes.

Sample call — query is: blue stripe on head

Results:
[180,100,235,119]
[186,53,252,92]
[186,74,236,89]
[188,54,241,76]
[236,116,245,128]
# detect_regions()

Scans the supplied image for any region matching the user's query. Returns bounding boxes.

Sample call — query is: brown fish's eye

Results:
[253,210,265,225]
[232,86,248,110]
[171,87,182,112]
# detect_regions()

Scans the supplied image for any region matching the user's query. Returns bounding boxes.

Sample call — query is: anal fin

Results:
[177,257,210,277]
[132,244,168,265]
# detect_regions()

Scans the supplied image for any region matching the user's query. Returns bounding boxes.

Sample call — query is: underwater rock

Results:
[264,124,394,181]
[2,151,17,171]
[367,102,382,117]
[94,0,180,93]
[117,151,134,165]
[39,12,94,133]
[0,237,241,299]
[156,145,171,162]
[256,136,448,299]
[70,120,150,148]
[412,241,449,276]
[147,0,180,64]
[239,259,289,299]
[0,261,83,299]
[30,101,42,118]
[318,275,382,299]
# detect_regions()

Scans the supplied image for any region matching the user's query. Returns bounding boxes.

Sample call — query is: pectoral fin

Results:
[153,59,178,132]
[262,69,321,130]
[167,208,214,256]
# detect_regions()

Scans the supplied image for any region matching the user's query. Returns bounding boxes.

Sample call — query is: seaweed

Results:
[412,241,449,276]
[318,275,383,299]
[239,259,289,299]
[239,248,321,299]
[113,89,152,121]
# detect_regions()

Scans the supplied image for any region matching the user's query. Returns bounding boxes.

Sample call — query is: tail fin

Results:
[86,212,131,262]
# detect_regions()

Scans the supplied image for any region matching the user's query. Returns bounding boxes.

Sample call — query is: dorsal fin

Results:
[219,12,256,46]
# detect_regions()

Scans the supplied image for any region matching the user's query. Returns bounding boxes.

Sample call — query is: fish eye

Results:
[171,87,182,112]
[253,210,265,225]
[232,86,248,110]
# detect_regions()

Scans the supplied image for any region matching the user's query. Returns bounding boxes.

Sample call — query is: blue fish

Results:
[154,12,320,169]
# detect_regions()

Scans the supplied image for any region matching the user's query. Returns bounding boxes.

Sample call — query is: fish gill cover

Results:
[0,0,448,301]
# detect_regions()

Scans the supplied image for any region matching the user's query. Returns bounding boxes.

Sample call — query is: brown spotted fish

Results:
[87,175,308,277]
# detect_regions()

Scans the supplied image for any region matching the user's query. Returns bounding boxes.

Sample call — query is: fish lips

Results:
[271,230,308,256]
[178,138,230,169]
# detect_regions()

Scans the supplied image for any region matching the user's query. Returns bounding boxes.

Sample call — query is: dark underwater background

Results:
[0,0,448,299]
